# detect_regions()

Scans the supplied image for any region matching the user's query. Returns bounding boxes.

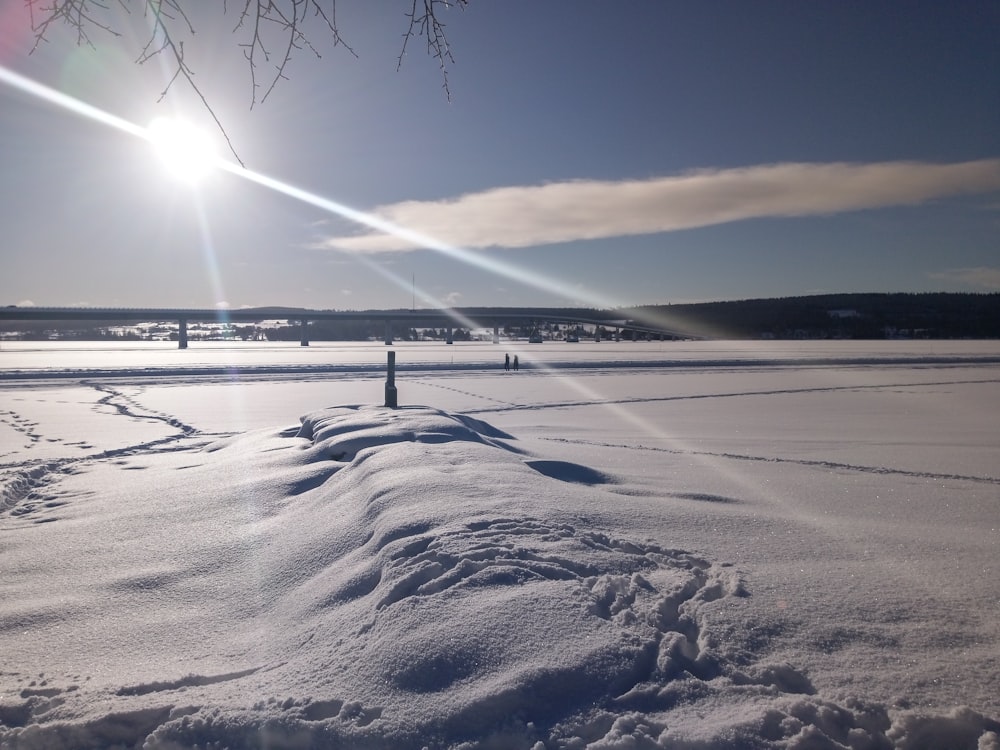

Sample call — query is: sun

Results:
[146,117,218,184]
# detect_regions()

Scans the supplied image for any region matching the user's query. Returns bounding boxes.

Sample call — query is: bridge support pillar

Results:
[300,319,309,346]
[384,321,393,345]
[178,319,188,349]
[493,325,500,344]
[446,326,453,345]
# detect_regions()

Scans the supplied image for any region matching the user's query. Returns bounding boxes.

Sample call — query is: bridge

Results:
[0,305,699,348]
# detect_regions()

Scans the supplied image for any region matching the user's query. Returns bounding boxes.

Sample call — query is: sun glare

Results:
[147,117,218,184]
[0,64,619,309]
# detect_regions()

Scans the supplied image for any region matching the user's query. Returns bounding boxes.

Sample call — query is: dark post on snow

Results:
[384,350,398,408]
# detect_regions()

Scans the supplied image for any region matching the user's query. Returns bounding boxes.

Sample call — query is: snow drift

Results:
[1,404,998,749]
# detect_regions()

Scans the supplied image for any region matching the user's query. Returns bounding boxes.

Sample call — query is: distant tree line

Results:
[629,293,1000,340]
[2,294,998,341]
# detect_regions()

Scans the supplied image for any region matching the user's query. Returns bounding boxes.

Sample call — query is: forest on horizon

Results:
[1,293,998,341]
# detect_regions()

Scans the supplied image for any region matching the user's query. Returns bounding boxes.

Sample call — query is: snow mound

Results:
[1,405,997,749]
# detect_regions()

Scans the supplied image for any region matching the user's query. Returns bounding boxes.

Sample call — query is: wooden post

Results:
[384,351,398,408]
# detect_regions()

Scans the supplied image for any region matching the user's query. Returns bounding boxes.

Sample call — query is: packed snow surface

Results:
[1,341,998,749]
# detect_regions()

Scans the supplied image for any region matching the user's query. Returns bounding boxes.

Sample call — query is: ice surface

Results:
[1,342,998,748]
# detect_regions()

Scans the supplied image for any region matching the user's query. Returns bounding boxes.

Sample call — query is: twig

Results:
[26,1,466,160]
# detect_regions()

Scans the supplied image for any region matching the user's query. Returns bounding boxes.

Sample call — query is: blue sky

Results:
[1,1,998,310]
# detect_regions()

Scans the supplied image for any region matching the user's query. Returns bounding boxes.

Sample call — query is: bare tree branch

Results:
[232,1,356,108]
[107,0,239,165]
[26,1,467,161]
[399,0,467,101]
[28,0,126,51]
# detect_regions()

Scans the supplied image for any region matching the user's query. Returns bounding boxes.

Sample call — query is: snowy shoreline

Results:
[3,339,999,384]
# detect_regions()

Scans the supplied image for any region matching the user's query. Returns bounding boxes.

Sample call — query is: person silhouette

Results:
[504,353,510,371]
[513,355,519,371]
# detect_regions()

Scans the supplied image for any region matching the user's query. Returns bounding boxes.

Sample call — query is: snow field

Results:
[1,342,998,748]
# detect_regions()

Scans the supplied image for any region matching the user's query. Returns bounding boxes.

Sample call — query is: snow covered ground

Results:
[1,341,998,749]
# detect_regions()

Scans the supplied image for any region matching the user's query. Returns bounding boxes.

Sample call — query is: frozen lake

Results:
[2,340,998,748]
[3,338,999,376]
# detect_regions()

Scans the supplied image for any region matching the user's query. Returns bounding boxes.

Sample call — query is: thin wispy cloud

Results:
[929,266,1000,290]
[318,160,1000,253]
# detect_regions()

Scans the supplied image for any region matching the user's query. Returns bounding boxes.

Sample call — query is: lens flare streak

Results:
[222,163,623,310]
[2,64,633,313]
[1,65,146,139]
